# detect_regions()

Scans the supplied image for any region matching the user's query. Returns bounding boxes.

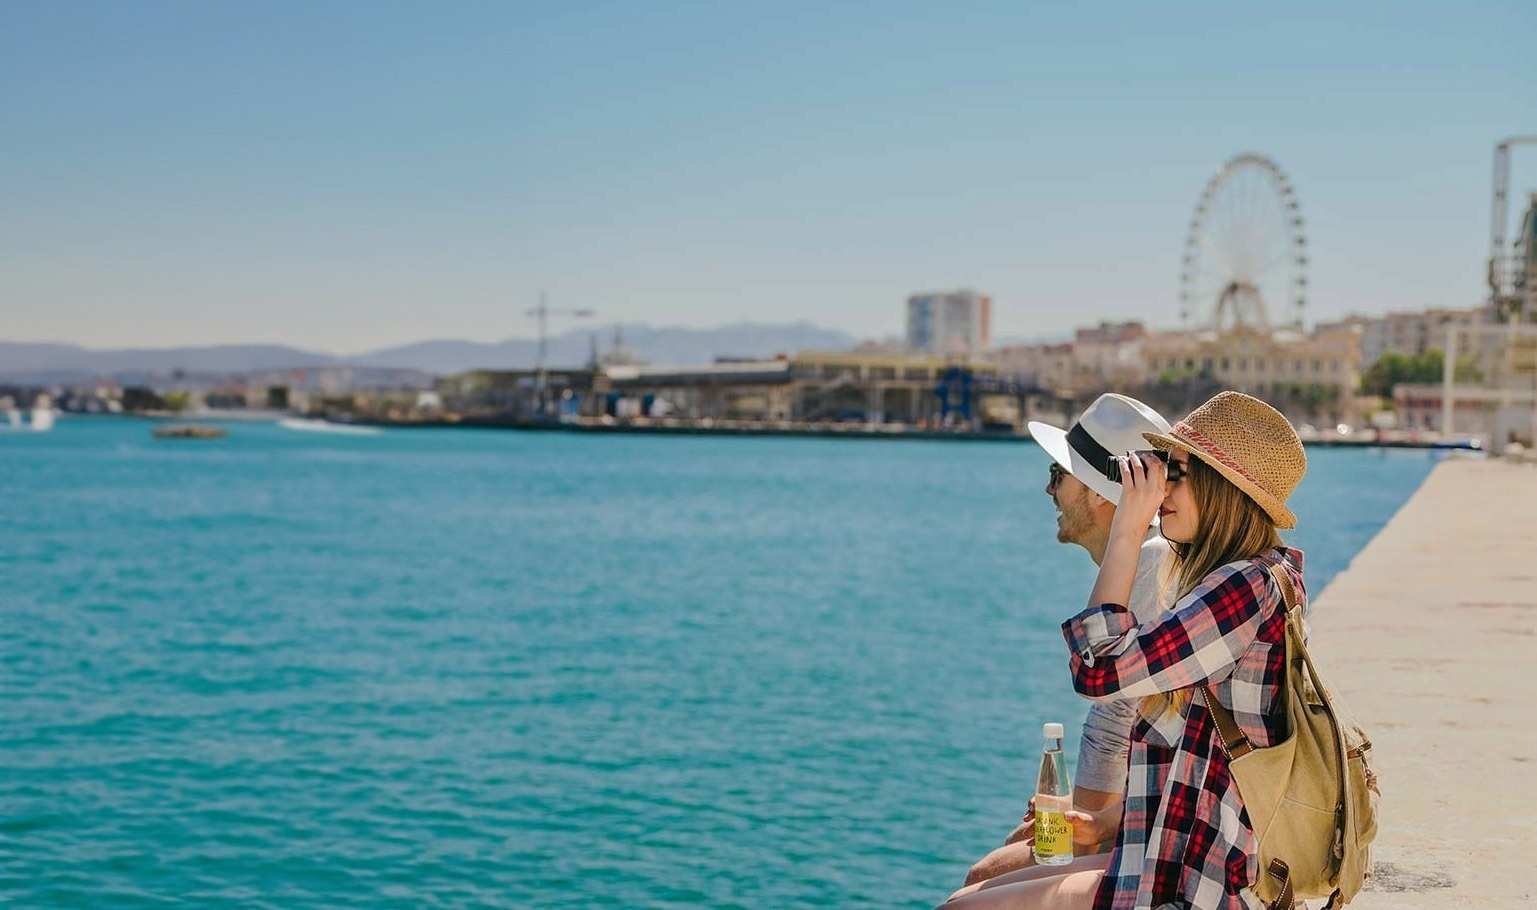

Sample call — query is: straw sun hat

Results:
[1143,391,1306,529]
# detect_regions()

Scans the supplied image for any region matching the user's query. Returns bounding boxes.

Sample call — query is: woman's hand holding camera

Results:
[1109,451,1168,540]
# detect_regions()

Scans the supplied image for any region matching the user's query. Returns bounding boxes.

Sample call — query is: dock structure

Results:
[1306,455,1537,908]
[437,353,1051,430]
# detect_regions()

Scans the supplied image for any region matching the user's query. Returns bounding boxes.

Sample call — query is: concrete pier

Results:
[1306,455,1537,907]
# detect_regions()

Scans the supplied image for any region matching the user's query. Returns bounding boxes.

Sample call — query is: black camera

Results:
[1107,449,1176,482]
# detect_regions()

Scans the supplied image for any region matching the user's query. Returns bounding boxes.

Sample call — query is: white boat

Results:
[3,394,56,431]
[278,417,382,436]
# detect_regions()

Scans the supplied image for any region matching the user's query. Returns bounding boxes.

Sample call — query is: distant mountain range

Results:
[0,321,858,381]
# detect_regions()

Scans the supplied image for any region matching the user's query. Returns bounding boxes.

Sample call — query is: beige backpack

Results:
[1198,564,1380,910]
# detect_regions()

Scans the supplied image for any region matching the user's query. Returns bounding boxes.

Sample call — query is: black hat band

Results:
[1067,422,1118,483]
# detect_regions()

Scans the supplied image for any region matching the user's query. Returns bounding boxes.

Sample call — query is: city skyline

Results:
[2,1,1535,354]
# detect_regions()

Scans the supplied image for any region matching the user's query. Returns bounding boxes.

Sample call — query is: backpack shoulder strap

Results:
[1198,684,1254,759]
[1199,559,1298,760]
[1268,561,1299,617]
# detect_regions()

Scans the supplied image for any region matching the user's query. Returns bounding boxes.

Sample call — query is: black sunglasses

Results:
[1048,463,1067,488]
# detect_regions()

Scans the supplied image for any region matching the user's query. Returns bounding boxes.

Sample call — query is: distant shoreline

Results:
[61,411,1484,450]
[358,415,1483,449]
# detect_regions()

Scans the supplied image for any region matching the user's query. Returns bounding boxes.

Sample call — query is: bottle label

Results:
[1034,801,1073,859]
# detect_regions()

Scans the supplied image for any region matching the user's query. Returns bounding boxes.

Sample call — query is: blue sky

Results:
[2,1,1534,353]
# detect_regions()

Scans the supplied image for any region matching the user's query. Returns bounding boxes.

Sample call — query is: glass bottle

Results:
[1033,722,1074,866]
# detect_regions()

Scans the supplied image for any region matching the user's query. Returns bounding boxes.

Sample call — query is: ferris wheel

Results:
[1179,153,1307,334]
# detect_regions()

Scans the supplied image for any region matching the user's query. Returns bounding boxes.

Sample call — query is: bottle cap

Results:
[1043,722,1064,739]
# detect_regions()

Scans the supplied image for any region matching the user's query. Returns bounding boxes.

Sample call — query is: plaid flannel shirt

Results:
[1062,547,1304,910]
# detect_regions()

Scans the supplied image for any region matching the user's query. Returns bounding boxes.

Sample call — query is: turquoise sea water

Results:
[2,418,1439,909]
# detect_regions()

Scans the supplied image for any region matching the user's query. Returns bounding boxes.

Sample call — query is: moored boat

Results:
[152,424,228,439]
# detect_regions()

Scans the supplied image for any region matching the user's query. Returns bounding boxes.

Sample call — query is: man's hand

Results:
[1002,799,1039,848]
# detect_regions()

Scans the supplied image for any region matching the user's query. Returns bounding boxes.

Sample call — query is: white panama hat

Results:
[1027,393,1173,505]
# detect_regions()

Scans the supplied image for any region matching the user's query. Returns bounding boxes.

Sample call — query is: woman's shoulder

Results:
[1250,546,1306,601]
[1184,548,1300,606]
[1224,546,1303,578]
[1212,547,1304,613]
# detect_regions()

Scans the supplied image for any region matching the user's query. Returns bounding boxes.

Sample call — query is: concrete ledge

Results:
[1306,456,1537,908]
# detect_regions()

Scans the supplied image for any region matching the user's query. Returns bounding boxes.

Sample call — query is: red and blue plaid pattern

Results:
[1062,547,1303,910]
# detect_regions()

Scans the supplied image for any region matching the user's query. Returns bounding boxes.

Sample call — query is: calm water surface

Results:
[2,418,1439,908]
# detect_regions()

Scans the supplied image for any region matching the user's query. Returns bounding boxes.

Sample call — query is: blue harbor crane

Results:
[936,366,1044,429]
[935,366,974,425]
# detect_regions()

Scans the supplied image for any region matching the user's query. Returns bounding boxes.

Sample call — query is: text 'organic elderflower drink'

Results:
[1033,722,1074,866]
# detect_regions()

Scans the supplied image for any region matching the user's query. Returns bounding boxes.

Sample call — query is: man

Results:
[956,393,1174,894]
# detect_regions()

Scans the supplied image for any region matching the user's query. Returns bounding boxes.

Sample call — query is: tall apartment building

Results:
[906,290,992,357]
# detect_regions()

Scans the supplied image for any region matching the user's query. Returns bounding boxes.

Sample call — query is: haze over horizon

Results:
[3,1,1534,353]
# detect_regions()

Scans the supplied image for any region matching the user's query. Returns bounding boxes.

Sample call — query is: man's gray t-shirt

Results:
[1073,535,1173,794]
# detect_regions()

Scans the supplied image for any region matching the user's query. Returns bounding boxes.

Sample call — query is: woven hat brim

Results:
[1143,430,1298,529]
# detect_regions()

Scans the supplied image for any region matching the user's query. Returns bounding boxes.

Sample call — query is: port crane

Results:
[527,291,594,416]
[1490,136,1537,322]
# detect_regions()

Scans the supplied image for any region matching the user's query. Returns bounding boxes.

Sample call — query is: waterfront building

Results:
[789,350,1017,426]
[437,360,795,423]
[1067,321,1153,388]
[1390,383,1500,435]
[428,346,1045,430]
[845,338,908,357]
[1361,308,1481,366]
[602,359,794,421]
[1420,319,1537,446]
[992,342,1074,394]
[906,290,992,357]
[1142,324,1364,425]
[1316,307,1482,368]
[1308,314,1371,349]
[990,322,1150,400]
[438,367,589,420]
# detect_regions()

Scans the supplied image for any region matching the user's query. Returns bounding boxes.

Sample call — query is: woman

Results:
[945,391,1307,910]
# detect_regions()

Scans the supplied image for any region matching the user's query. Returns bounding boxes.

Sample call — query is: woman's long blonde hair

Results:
[1142,454,1283,723]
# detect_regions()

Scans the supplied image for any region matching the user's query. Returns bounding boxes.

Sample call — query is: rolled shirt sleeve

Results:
[1063,558,1278,702]
[1063,601,1137,668]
